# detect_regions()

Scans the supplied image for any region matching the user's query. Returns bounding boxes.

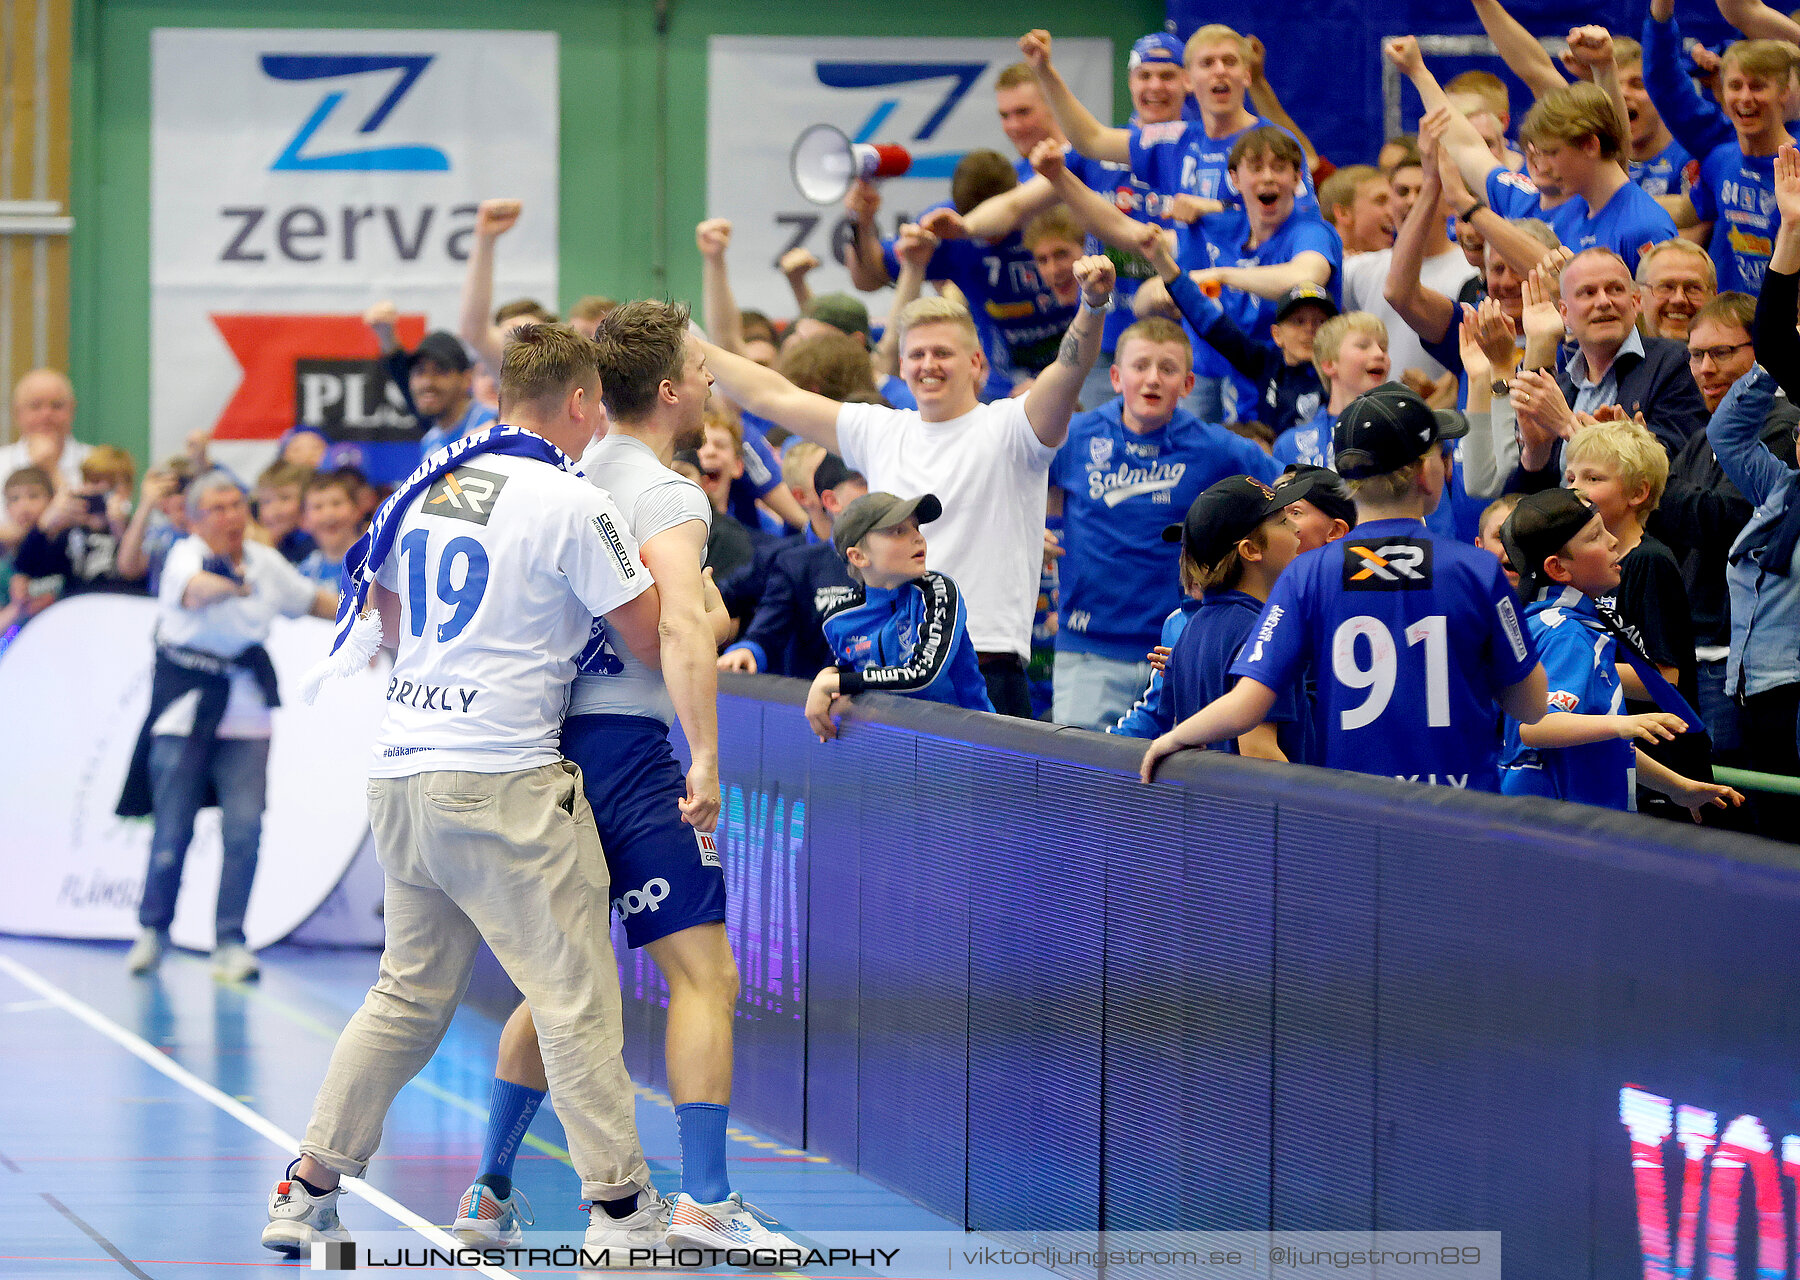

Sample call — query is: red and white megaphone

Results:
[789,124,911,205]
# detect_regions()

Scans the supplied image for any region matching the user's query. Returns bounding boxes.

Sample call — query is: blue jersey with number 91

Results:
[1228,517,1538,791]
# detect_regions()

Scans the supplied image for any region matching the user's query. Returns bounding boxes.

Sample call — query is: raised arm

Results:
[1021,255,1115,448]
[1139,677,1281,781]
[1760,146,1800,398]
[1386,114,1459,344]
[1246,36,1322,171]
[701,340,845,453]
[1019,29,1131,164]
[1388,37,1508,196]
[1717,0,1800,41]
[841,180,894,292]
[1566,27,1631,151]
[1470,0,1570,97]
[1642,2,1736,159]
[696,218,746,356]
[925,173,1062,243]
[875,223,937,380]
[1195,252,1331,302]
[779,246,820,313]
[458,198,518,378]
[1022,138,1182,258]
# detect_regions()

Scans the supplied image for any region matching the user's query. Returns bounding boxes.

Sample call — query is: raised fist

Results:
[1018,29,1053,72]
[1072,255,1117,306]
[779,246,820,277]
[476,198,522,238]
[1385,36,1424,76]
[696,218,732,260]
[363,300,398,329]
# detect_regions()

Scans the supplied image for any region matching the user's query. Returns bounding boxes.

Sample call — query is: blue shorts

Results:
[560,713,727,949]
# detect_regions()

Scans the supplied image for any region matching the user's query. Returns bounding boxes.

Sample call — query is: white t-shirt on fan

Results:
[835,396,1054,661]
[1339,245,1478,382]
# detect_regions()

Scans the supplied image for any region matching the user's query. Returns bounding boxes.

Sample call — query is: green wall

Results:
[70,0,1162,462]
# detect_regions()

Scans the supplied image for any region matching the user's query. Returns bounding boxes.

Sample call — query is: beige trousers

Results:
[299,761,649,1202]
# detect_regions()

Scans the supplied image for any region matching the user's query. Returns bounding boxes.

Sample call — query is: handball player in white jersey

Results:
[264,325,675,1258]
[451,300,800,1256]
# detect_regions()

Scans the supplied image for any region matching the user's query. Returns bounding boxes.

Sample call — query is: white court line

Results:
[0,952,518,1280]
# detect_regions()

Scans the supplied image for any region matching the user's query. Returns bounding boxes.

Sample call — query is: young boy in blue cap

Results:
[807,492,994,739]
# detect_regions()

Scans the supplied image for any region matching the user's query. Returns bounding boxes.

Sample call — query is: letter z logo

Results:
[422,466,506,525]
[261,54,449,172]
[1343,538,1433,590]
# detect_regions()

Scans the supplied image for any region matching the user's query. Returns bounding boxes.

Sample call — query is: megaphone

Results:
[789,124,911,205]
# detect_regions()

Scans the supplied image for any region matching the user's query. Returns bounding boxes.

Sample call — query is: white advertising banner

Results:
[706,36,1113,317]
[0,595,387,951]
[150,28,559,478]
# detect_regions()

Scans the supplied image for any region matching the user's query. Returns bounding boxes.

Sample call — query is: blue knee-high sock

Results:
[476,1078,546,1200]
[675,1102,731,1204]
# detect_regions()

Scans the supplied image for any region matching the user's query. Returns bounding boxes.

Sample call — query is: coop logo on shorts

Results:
[422,467,506,525]
[615,878,670,919]
[697,831,721,868]
[262,54,450,172]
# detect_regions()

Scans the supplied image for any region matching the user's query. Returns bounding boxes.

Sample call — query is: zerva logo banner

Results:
[149,29,558,466]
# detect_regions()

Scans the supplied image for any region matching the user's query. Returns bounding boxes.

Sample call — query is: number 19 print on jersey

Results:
[1229,518,1538,791]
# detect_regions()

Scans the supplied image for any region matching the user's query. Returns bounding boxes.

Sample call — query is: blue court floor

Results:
[0,934,1015,1279]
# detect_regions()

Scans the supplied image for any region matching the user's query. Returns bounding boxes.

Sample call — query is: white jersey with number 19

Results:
[368,451,650,778]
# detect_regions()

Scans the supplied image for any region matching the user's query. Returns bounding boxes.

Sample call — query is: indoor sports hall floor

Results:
[0,935,1037,1278]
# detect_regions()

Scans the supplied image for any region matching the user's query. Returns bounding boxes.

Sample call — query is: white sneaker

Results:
[452,1180,533,1245]
[262,1160,352,1257]
[125,928,166,976]
[212,942,260,983]
[583,1193,678,1267]
[665,1191,800,1256]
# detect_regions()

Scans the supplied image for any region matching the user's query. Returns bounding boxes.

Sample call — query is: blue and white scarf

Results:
[300,423,582,702]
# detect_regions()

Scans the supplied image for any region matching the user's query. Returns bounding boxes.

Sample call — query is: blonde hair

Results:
[81,444,136,489]
[1566,419,1670,512]
[1722,38,1799,83]
[783,440,826,492]
[1519,82,1625,160]
[1347,457,1428,503]
[895,296,979,350]
[1319,164,1383,223]
[1612,36,1644,68]
[1185,23,1251,64]
[1636,237,1717,290]
[1446,69,1510,121]
[1312,312,1388,386]
[1022,206,1083,251]
[995,61,1037,91]
[1114,316,1193,369]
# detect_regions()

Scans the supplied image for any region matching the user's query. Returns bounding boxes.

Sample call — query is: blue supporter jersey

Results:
[1167,588,1311,760]
[727,417,786,531]
[881,233,1077,389]
[1063,148,1173,352]
[1487,168,1549,221]
[820,570,995,712]
[1190,207,1343,339]
[1546,180,1678,276]
[1500,588,1635,810]
[1126,116,1318,212]
[1688,142,1780,295]
[1229,516,1539,790]
[1050,401,1281,660]
[1630,137,1694,198]
[1274,406,1333,469]
[1110,599,1199,738]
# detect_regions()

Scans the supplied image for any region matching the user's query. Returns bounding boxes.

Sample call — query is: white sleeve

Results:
[264,547,322,617]
[834,402,883,475]
[633,477,713,545]
[560,489,653,618]
[998,397,1056,468]
[159,538,201,609]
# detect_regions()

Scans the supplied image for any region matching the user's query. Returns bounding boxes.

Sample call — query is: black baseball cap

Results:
[1276,465,1357,528]
[1332,382,1468,480]
[833,492,942,560]
[409,331,472,373]
[810,451,861,494]
[1500,489,1601,594]
[1162,474,1307,567]
[1273,282,1340,325]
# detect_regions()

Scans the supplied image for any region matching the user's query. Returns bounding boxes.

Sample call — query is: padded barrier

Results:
[611,675,1800,1274]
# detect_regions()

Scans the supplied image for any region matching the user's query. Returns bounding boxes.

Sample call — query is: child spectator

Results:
[1160,475,1309,760]
[117,457,196,595]
[1498,489,1742,818]
[1140,383,1548,789]
[253,462,315,564]
[296,470,366,590]
[1320,164,1395,256]
[12,445,138,598]
[1477,492,1525,594]
[806,493,995,739]
[1,466,57,637]
[1048,316,1280,730]
[1278,463,1358,550]
[1277,312,1391,468]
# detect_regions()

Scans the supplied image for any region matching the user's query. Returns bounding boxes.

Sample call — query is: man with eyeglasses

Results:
[1636,240,1719,341]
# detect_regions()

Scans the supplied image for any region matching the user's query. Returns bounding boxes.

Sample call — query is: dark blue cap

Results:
[1129,33,1184,68]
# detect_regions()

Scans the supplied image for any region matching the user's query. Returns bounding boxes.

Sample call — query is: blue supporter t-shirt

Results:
[1487,168,1550,221]
[1688,142,1780,295]
[1064,148,1172,352]
[727,417,787,531]
[1546,180,1678,275]
[881,233,1077,391]
[1167,587,1311,760]
[1500,588,1635,810]
[1127,116,1318,212]
[1229,516,1539,790]
[1190,207,1343,339]
[1050,400,1281,660]
[1630,137,1694,198]
[1274,406,1334,469]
